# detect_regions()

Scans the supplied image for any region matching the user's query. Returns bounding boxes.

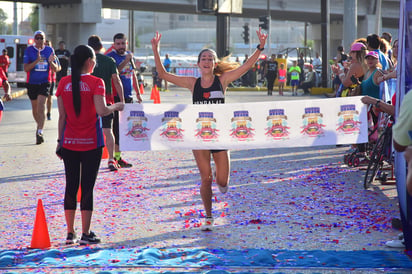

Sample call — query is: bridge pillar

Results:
[362,14,382,36]
[343,0,357,54]
[39,0,102,51]
[216,14,230,58]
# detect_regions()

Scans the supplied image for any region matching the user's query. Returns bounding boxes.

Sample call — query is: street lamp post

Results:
[267,0,270,54]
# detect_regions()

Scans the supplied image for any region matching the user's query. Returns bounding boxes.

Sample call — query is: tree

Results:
[135,33,140,48]
[28,6,39,32]
[0,8,8,34]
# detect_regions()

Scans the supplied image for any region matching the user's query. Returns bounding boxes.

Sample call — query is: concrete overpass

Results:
[8,0,400,57]
[101,0,399,28]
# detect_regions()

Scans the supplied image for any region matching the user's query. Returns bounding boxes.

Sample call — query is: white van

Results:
[0,35,34,86]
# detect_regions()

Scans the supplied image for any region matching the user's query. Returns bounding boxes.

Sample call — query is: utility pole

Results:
[129,10,134,52]
[13,1,18,34]
[375,0,382,34]
[267,0,271,54]
[321,0,330,88]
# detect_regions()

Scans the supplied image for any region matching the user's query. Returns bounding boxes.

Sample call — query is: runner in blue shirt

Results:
[23,30,60,144]
[163,53,172,90]
[106,33,142,168]
[106,33,141,104]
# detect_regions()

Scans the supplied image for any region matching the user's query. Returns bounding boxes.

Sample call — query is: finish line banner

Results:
[119,97,368,151]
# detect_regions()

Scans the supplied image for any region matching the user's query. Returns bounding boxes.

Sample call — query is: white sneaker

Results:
[385,239,405,248]
[218,184,229,194]
[201,217,214,231]
[213,168,229,194]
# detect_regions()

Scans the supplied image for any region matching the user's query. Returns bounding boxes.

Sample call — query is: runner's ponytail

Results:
[70,45,94,116]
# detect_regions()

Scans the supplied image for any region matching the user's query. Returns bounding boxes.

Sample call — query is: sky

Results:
[0,1,34,24]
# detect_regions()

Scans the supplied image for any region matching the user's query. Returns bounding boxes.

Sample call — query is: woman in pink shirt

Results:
[277,63,286,96]
[56,45,124,245]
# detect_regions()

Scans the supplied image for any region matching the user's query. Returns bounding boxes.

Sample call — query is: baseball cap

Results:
[365,51,379,59]
[350,42,366,52]
[34,30,45,38]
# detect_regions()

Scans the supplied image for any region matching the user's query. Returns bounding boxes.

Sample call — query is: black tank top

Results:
[192,76,225,104]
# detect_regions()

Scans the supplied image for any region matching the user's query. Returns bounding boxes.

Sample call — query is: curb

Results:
[11,87,27,99]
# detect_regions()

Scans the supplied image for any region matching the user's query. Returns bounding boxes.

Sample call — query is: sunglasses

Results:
[35,36,44,40]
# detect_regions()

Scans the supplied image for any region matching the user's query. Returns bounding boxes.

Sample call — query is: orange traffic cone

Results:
[77,185,81,203]
[102,135,108,159]
[139,83,145,95]
[150,85,157,100]
[30,199,51,249]
[154,85,161,104]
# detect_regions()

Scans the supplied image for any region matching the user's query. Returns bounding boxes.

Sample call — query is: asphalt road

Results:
[0,85,408,273]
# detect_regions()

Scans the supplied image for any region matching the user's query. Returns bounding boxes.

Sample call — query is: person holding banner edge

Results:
[151,28,267,231]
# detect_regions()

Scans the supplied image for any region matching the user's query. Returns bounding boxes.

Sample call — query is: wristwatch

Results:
[256,44,264,51]
[375,100,381,108]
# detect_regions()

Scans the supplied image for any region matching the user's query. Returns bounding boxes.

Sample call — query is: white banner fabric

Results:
[119,97,368,151]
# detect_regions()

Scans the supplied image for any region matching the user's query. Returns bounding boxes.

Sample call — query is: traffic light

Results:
[242,24,249,44]
[197,0,217,13]
[259,16,269,30]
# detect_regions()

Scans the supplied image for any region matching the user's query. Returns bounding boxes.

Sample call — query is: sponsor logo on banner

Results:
[230,110,255,141]
[195,112,219,141]
[265,109,290,140]
[160,111,184,141]
[301,107,325,137]
[126,110,149,141]
[336,104,361,134]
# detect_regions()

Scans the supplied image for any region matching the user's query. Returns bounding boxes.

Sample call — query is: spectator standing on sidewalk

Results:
[288,60,301,96]
[23,30,59,145]
[56,45,124,245]
[312,52,322,71]
[0,49,10,77]
[163,53,172,91]
[264,54,278,96]
[88,35,125,172]
[277,63,286,96]
[151,28,267,231]
[107,33,142,168]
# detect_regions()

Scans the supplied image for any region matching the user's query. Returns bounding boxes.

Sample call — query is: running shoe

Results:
[218,183,229,194]
[385,239,405,248]
[79,231,101,245]
[65,232,78,245]
[213,168,229,194]
[117,157,132,168]
[201,217,214,231]
[108,159,118,171]
[36,132,44,145]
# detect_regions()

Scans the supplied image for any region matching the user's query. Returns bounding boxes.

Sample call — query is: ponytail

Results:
[70,45,95,116]
[71,55,81,116]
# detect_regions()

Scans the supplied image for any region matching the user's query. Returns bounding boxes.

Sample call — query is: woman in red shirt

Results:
[56,45,124,245]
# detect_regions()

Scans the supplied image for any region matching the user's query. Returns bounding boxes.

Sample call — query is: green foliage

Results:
[29,6,39,32]
[135,33,140,48]
[0,8,8,34]
[306,40,314,48]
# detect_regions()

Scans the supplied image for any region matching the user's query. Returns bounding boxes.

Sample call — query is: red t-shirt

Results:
[56,74,105,151]
[0,55,10,72]
[0,68,7,86]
